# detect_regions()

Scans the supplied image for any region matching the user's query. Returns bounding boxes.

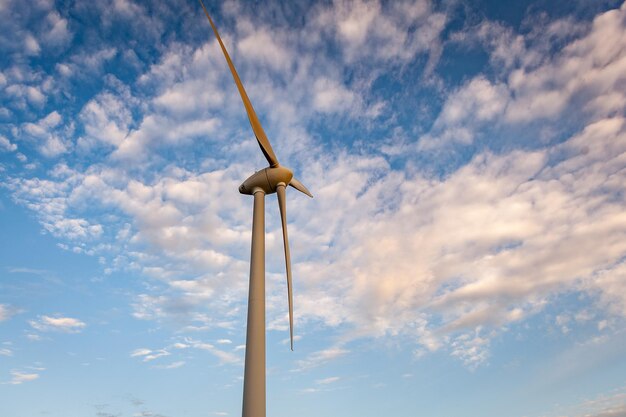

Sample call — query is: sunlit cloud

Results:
[28,315,86,333]
[5,370,41,385]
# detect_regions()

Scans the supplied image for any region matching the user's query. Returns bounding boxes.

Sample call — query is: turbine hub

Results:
[239,165,293,195]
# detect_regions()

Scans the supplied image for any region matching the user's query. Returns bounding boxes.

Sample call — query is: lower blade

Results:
[277,184,294,350]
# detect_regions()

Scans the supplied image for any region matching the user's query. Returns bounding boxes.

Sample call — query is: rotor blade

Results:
[198,0,279,167]
[289,177,313,198]
[276,184,294,351]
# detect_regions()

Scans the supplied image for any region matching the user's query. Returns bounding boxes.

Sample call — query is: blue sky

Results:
[1,0,626,416]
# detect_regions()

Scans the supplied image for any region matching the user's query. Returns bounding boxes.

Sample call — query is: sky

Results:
[1,0,626,416]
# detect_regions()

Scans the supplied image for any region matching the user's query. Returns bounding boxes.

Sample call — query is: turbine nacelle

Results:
[239,165,293,195]
[239,166,313,198]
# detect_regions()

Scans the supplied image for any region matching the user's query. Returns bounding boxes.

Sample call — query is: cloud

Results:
[0,135,17,152]
[64,47,118,78]
[237,27,293,72]
[29,315,86,333]
[131,338,239,367]
[184,338,240,364]
[4,83,47,108]
[449,328,491,369]
[18,111,71,157]
[24,33,41,55]
[6,370,40,385]
[130,348,170,362]
[130,348,153,357]
[586,407,626,417]
[314,0,447,67]
[77,90,134,150]
[504,5,626,124]
[560,385,626,417]
[41,10,72,47]
[154,361,185,370]
[0,304,18,322]
[419,77,510,148]
[288,116,626,362]
[315,376,340,385]
[295,347,350,371]
[424,3,626,149]
[7,172,104,242]
[311,77,358,114]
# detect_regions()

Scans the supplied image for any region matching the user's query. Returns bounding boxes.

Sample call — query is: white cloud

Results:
[131,348,153,357]
[130,348,170,362]
[295,347,349,371]
[315,0,446,66]
[184,338,239,364]
[41,10,72,47]
[132,338,239,367]
[426,3,626,149]
[316,376,340,385]
[504,5,626,123]
[450,329,491,369]
[29,315,86,333]
[238,28,293,72]
[155,361,185,369]
[19,111,70,157]
[420,77,510,148]
[0,135,18,152]
[78,90,133,150]
[5,83,46,107]
[6,370,40,385]
[24,33,41,55]
[285,115,626,366]
[44,218,103,239]
[312,77,357,114]
[0,304,17,321]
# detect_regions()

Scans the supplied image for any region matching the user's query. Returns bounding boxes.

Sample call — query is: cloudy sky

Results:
[1,0,626,416]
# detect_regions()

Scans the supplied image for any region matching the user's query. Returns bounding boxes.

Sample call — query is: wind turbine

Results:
[198,2,312,417]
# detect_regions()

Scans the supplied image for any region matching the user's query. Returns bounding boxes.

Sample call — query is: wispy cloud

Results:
[183,338,240,364]
[154,361,185,370]
[0,304,18,322]
[295,347,350,371]
[316,376,340,385]
[130,348,170,362]
[4,369,41,385]
[0,348,13,356]
[28,315,86,333]
[131,338,239,367]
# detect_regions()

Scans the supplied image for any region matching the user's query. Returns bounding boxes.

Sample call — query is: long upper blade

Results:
[276,184,294,350]
[198,0,279,167]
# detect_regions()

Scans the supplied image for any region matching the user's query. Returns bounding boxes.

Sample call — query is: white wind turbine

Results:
[198,2,312,417]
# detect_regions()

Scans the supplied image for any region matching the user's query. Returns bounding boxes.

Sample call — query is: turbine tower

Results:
[198,2,312,417]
